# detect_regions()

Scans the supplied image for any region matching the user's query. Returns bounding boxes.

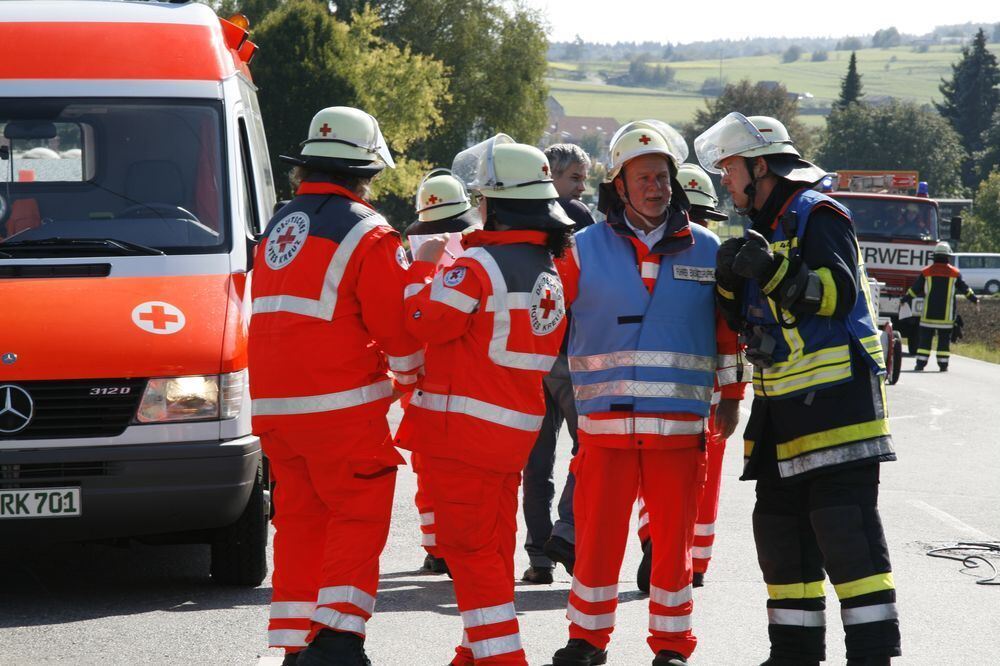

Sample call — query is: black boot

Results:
[297,629,371,666]
[692,571,704,588]
[421,553,450,575]
[551,638,608,666]
[281,652,300,666]
[939,364,949,372]
[759,657,820,666]
[521,565,554,584]
[637,539,652,594]
[847,657,891,666]
[914,361,926,372]
[543,535,576,576]
[652,650,689,665]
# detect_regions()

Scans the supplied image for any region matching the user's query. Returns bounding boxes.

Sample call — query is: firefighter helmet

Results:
[452,134,559,200]
[606,119,688,181]
[934,241,954,256]
[280,106,394,177]
[677,163,728,222]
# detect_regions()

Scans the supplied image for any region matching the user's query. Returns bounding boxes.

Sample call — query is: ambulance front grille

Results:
[0,379,147,441]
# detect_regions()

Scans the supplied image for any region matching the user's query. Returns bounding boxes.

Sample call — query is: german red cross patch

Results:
[265,212,310,270]
[443,266,467,287]
[529,272,565,336]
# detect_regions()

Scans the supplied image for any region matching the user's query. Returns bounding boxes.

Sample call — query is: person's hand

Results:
[716,237,747,291]
[712,398,740,440]
[413,236,448,265]
[732,229,779,282]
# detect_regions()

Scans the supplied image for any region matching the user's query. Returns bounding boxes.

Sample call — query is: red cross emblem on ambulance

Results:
[132,301,186,335]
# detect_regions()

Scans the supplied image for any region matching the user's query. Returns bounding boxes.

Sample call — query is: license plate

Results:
[0,487,81,519]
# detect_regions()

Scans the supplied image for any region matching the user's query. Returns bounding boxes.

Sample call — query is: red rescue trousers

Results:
[263,419,402,652]
[636,431,725,575]
[420,455,527,666]
[411,453,440,557]
[569,444,705,658]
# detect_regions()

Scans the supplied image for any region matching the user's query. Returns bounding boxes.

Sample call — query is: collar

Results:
[461,229,549,249]
[296,181,374,210]
[748,179,803,238]
[607,206,693,256]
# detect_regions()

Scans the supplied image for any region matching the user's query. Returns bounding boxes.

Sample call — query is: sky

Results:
[521,0,999,45]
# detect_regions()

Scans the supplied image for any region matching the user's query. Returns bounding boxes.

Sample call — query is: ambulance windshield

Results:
[0,99,227,254]
[830,195,939,241]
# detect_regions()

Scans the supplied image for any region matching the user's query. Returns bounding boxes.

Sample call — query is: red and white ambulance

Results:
[0,0,275,585]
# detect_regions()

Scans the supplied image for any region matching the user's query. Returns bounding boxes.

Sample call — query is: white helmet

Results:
[694,112,825,184]
[414,169,471,223]
[452,134,559,200]
[677,163,728,222]
[934,241,954,256]
[281,106,394,176]
[606,119,689,182]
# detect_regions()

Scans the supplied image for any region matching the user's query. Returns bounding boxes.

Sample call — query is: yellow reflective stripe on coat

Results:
[767,580,826,600]
[776,418,891,461]
[760,345,851,378]
[763,256,790,294]
[717,284,735,300]
[744,439,755,458]
[814,267,837,317]
[834,572,895,600]
[755,363,853,398]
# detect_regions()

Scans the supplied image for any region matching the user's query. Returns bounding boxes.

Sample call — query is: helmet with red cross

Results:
[415,169,471,222]
[677,163,728,222]
[280,106,394,177]
[606,119,689,182]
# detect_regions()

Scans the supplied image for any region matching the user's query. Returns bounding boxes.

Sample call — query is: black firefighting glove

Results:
[732,229,787,289]
[716,237,746,294]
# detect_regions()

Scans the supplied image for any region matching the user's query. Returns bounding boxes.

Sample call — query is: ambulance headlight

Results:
[135,371,245,423]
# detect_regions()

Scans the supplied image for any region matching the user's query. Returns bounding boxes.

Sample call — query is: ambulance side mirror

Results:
[950,216,962,242]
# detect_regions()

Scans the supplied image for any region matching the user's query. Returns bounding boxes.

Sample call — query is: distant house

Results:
[546,96,566,122]
[758,80,803,101]
[542,114,619,162]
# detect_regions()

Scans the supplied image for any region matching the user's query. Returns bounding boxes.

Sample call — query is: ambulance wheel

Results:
[210,460,268,586]
[888,332,903,385]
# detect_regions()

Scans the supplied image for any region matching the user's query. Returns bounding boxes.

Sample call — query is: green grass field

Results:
[547,44,1000,126]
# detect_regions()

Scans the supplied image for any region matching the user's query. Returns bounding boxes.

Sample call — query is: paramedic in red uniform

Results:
[548,122,741,666]
[395,134,574,666]
[249,106,422,666]
[403,169,481,575]
[635,163,747,593]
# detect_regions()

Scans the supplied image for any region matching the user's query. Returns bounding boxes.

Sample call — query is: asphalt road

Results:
[1,354,998,665]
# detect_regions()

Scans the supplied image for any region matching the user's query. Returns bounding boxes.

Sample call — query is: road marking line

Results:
[907,499,993,540]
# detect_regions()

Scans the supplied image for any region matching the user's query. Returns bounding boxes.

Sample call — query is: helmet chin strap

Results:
[736,157,759,217]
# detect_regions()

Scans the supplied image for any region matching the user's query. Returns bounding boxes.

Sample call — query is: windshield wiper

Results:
[0,237,165,257]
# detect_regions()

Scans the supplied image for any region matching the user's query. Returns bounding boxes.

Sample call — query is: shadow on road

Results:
[0,542,270,628]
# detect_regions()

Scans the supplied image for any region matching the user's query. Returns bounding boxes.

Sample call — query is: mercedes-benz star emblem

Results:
[1,352,16,365]
[0,385,34,434]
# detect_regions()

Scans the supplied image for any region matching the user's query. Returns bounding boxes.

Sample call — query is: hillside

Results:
[547,43,1000,127]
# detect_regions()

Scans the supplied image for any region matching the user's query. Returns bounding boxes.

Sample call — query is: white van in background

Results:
[954,253,1000,294]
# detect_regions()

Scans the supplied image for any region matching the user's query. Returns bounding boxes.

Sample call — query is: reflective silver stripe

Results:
[691,545,713,558]
[393,373,419,385]
[649,613,693,632]
[574,380,712,403]
[638,512,649,528]
[465,248,559,372]
[650,584,692,607]
[716,367,739,386]
[778,436,894,478]
[759,362,852,396]
[567,602,616,630]
[430,272,480,313]
[461,602,517,629]
[641,262,660,280]
[571,578,619,603]
[269,601,316,619]
[388,350,424,372]
[317,585,376,615]
[469,633,523,660]
[717,354,738,367]
[578,415,704,437]
[404,282,425,299]
[253,217,385,319]
[711,391,722,405]
[569,350,715,373]
[841,603,898,625]
[268,629,309,647]
[409,391,544,431]
[251,380,393,416]
[767,608,826,627]
[637,496,646,509]
[694,522,715,537]
[461,631,471,648]
[485,292,532,311]
[421,533,436,547]
[419,512,435,526]
[312,607,367,635]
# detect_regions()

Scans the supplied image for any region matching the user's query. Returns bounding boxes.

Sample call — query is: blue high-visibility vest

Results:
[569,221,720,417]
[743,189,885,399]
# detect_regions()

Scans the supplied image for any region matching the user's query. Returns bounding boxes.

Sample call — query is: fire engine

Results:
[0,0,275,585]
[824,170,963,357]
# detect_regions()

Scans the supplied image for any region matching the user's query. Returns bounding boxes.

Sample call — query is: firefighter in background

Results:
[901,241,978,371]
[696,112,900,665]
[395,134,574,666]
[249,107,423,666]
[404,169,481,574]
[549,121,742,666]
[635,163,746,594]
